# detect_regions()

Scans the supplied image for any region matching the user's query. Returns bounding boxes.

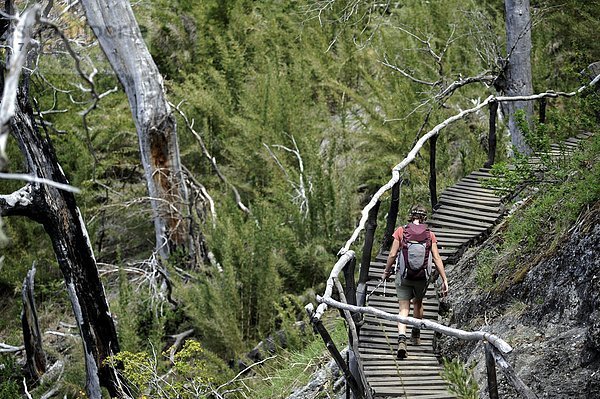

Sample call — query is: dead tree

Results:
[1,86,121,398]
[21,263,46,382]
[502,0,534,154]
[79,0,199,263]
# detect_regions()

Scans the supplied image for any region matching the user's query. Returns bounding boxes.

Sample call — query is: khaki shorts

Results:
[395,277,428,301]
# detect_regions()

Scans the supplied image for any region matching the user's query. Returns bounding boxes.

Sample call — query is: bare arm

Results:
[382,238,401,280]
[431,242,448,294]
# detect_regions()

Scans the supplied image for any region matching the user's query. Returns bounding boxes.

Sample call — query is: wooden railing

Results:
[306,72,600,399]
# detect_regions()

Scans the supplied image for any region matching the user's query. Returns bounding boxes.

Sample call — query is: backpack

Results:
[395,223,433,280]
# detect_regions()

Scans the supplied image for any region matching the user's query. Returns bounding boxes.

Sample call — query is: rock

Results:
[439,205,600,398]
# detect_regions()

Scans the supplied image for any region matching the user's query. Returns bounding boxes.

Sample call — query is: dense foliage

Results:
[0,0,598,397]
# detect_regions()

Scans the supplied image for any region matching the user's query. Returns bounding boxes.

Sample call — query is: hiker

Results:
[381,205,448,359]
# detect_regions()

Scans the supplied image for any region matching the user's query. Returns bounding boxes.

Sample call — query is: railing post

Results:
[306,308,364,399]
[539,97,547,124]
[343,257,362,331]
[380,181,400,253]
[357,200,380,309]
[429,135,438,208]
[484,101,498,168]
[485,342,499,399]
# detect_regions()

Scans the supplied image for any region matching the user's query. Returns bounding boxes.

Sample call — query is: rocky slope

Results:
[439,202,600,398]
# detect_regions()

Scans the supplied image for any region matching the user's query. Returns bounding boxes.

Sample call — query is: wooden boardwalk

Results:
[358,132,593,398]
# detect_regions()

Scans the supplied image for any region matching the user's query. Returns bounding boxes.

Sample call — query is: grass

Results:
[475,130,599,292]
[241,317,347,399]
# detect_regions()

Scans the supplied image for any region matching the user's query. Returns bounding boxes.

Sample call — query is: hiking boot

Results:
[411,328,421,345]
[397,338,407,359]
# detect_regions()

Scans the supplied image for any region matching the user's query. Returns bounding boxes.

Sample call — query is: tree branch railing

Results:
[309,73,599,398]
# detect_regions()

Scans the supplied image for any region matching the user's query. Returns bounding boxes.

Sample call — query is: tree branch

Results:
[0,184,34,217]
[0,172,81,193]
[0,5,42,170]
[171,101,250,215]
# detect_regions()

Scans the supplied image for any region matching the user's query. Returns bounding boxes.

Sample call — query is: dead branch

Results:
[167,329,194,364]
[264,136,312,218]
[0,172,81,193]
[0,5,42,170]
[172,101,250,214]
[0,342,25,353]
[22,263,47,380]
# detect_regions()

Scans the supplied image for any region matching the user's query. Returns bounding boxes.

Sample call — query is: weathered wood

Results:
[21,263,46,381]
[436,197,500,213]
[441,185,501,199]
[539,97,547,124]
[485,342,499,399]
[429,135,438,208]
[311,250,355,320]
[485,101,499,168]
[79,0,192,261]
[6,91,121,399]
[358,201,380,308]
[334,278,372,399]
[504,0,534,154]
[381,181,400,253]
[438,192,500,206]
[306,305,364,399]
[318,296,513,354]
[491,345,539,399]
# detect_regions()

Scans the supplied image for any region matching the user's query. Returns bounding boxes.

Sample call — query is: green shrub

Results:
[105,339,233,399]
[441,357,479,399]
[0,355,22,399]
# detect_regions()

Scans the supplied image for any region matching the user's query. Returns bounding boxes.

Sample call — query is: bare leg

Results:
[397,300,411,337]
[413,298,423,319]
[411,298,424,344]
[397,300,411,359]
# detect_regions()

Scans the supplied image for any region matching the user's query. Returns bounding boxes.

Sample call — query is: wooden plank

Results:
[428,214,493,228]
[439,193,500,207]
[441,185,501,199]
[373,388,455,398]
[452,179,486,189]
[437,197,501,213]
[367,375,446,383]
[428,230,477,240]
[427,219,489,232]
[433,207,500,223]
[467,170,493,178]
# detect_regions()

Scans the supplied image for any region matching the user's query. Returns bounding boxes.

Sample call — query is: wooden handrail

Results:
[317,296,513,354]
[334,277,372,399]
[311,75,599,398]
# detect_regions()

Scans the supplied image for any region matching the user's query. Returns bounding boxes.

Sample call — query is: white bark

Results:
[504,0,534,154]
[79,0,190,260]
[0,6,42,170]
[318,295,513,354]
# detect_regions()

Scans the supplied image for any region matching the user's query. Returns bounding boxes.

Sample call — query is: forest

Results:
[0,0,599,398]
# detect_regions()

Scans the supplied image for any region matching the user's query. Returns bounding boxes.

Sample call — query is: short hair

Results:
[408,205,428,222]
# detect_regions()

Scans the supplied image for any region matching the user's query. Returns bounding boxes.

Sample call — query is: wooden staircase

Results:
[356,132,593,398]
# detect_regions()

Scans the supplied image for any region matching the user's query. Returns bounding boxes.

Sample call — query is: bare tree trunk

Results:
[504,0,534,154]
[2,87,121,398]
[21,263,46,382]
[79,0,193,262]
